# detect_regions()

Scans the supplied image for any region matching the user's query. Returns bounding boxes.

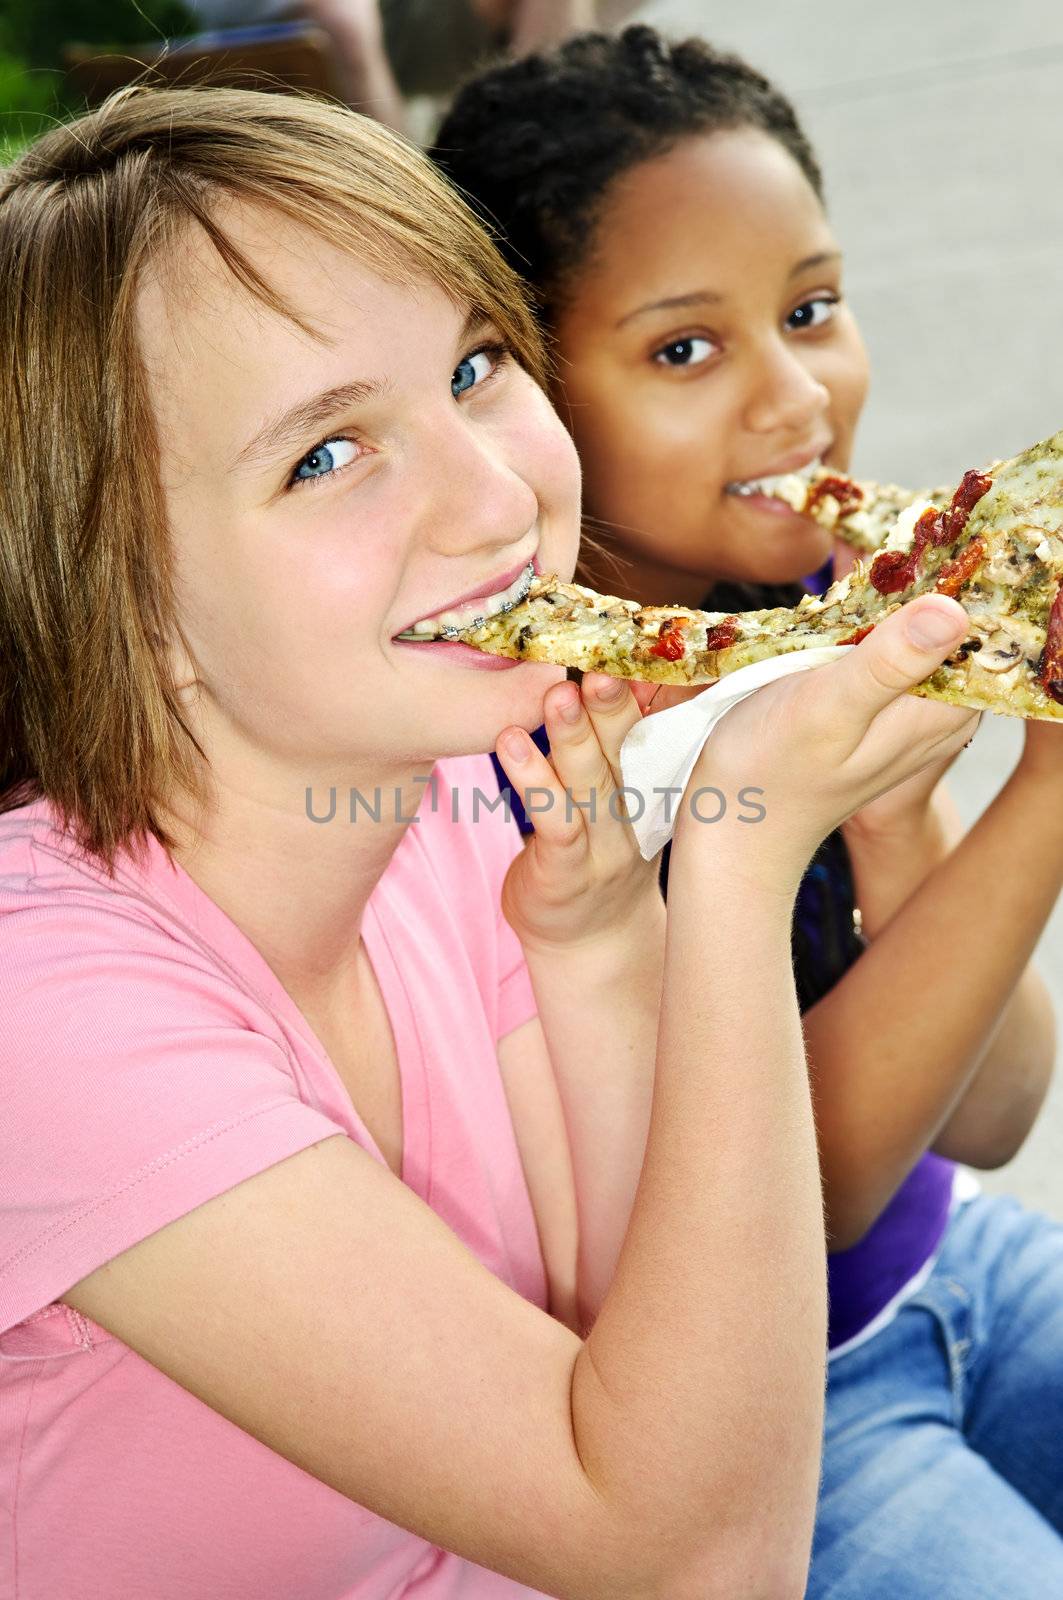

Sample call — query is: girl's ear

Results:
[160,627,202,702]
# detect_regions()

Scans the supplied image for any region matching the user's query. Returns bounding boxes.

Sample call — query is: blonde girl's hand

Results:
[674,595,981,892]
[495,674,661,955]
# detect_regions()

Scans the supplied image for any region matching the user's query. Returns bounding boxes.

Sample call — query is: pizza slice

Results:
[399,429,1063,721]
[730,458,952,555]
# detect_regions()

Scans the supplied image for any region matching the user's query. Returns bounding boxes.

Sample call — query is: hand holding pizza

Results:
[671,596,981,895]
[495,674,667,955]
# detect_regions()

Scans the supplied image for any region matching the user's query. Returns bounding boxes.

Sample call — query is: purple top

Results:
[826,1154,954,1347]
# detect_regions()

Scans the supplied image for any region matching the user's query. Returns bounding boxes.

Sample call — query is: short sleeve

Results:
[0,900,344,1334]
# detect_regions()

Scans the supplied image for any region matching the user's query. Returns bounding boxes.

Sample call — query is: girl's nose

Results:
[742,341,831,438]
[414,403,541,560]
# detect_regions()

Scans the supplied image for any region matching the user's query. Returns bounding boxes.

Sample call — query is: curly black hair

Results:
[432,24,823,318]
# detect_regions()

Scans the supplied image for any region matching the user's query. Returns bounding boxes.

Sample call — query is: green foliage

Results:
[1,1,197,71]
[0,1,196,161]
[0,47,63,161]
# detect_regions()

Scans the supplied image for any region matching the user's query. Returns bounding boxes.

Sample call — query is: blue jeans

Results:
[807,1193,1063,1599]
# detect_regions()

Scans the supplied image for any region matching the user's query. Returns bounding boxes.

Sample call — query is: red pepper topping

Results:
[841,623,876,646]
[650,617,689,661]
[806,473,863,518]
[1038,584,1063,705]
[935,535,988,598]
[703,617,739,652]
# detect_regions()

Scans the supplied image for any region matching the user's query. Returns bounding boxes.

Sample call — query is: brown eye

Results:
[653,336,714,367]
[787,296,838,331]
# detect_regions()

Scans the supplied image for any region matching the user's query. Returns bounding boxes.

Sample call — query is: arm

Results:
[846,768,1055,1164]
[806,745,1061,1248]
[500,926,661,1333]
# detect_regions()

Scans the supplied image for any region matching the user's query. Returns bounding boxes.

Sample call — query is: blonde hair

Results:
[0,87,547,871]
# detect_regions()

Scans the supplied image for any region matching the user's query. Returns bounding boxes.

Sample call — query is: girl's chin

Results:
[730,534,834,589]
[432,658,565,753]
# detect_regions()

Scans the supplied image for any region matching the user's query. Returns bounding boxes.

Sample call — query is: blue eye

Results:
[787,296,839,331]
[452,347,497,397]
[654,336,715,368]
[292,437,359,483]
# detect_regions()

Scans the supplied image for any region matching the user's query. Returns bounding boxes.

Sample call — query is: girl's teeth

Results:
[401,562,534,639]
[727,459,823,498]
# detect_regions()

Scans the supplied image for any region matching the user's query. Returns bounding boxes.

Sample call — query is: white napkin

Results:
[618,646,851,859]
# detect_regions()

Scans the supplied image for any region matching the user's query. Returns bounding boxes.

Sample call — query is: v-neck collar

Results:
[112,823,430,1197]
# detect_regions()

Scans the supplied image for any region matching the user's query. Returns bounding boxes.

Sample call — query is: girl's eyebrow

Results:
[616,290,722,330]
[231,309,493,473]
[233,378,392,473]
[789,250,842,278]
[616,251,843,331]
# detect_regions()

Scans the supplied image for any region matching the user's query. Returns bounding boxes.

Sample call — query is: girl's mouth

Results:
[396,560,536,641]
[724,456,823,512]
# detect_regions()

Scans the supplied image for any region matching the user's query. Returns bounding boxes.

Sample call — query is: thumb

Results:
[840,596,968,715]
[630,681,711,716]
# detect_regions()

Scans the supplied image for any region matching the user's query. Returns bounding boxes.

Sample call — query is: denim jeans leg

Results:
[807,1223,1063,1600]
[943,1194,1063,1535]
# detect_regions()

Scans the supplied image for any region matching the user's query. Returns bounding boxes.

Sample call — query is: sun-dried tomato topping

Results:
[650,617,689,661]
[806,473,863,517]
[703,617,739,652]
[870,508,939,595]
[869,472,993,597]
[1038,584,1063,704]
[840,623,876,646]
[934,535,988,598]
[940,469,993,543]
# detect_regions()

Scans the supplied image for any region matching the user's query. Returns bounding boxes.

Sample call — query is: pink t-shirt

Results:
[0,757,549,1599]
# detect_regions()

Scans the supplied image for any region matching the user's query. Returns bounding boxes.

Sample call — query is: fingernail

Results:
[594,678,626,702]
[906,604,963,649]
[502,729,530,763]
[556,687,581,724]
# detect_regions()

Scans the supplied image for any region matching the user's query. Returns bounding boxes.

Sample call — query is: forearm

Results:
[809,770,1063,1244]
[933,965,1056,1166]
[522,889,664,1329]
[844,784,960,938]
[571,850,826,1592]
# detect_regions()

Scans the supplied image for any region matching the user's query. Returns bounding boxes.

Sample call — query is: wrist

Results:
[670,806,809,909]
[842,795,945,853]
[519,882,665,971]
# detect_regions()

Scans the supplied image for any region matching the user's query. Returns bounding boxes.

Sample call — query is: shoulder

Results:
[0,798,289,1041]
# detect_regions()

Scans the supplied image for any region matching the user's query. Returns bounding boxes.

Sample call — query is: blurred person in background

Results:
[182,1,638,130]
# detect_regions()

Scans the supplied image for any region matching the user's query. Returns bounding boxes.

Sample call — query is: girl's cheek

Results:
[526,404,583,514]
